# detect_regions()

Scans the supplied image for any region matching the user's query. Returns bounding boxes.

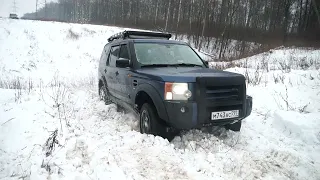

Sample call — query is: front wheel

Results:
[99,84,112,105]
[140,103,177,141]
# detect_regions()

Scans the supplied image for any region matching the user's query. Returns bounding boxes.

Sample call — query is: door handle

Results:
[115,71,119,76]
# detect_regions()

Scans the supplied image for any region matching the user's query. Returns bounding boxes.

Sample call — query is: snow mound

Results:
[273,111,320,145]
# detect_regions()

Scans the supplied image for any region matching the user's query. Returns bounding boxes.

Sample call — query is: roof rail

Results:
[107,30,172,42]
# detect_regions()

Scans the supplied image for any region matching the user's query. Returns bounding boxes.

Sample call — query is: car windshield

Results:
[134,43,204,66]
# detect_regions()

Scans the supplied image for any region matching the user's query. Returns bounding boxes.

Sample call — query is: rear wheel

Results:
[140,103,177,141]
[225,121,242,132]
[99,84,112,105]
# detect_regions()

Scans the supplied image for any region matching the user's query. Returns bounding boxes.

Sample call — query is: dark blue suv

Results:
[98,31,252,140]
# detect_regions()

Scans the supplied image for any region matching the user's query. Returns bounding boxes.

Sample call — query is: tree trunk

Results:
[155,0,159,25]
[189,0,193,33]
[165,0,171,31]
[175,0,182,39]
[283,0,291,44]
[311,0,320,26]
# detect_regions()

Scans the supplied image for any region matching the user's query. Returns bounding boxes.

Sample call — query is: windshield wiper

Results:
[171,63,203,67]
[141,63,203,68]
[141,64,171,67]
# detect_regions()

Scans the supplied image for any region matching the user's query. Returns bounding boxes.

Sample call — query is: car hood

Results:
[135,67,244,82]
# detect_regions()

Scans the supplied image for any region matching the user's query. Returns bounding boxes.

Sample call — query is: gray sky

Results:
[0,0,55,17]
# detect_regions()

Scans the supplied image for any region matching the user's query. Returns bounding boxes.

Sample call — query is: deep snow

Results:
[0,18,320,180]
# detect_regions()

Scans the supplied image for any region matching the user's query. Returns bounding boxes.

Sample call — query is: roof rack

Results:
[107,30,172,42]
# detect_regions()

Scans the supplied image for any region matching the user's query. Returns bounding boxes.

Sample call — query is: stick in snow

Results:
[1,118,15,126]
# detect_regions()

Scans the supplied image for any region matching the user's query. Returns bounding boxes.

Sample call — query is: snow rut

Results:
[66,91,193,179]
[1,82,319,179]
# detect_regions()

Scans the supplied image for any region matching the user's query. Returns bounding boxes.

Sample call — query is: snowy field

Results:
[0,18,320,180]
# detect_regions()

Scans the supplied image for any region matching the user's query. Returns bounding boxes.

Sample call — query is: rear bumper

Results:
[165,95,252,130]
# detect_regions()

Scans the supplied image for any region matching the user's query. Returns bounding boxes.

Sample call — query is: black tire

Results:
[225,121,242,132]
[140,103,177,141]
[99,84,112,105]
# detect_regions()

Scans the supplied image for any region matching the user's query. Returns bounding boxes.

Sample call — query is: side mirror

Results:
[116,58,130,68]
[204,61,209,66]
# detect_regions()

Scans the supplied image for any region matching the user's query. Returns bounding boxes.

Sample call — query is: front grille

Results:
[205,85,241,101]
[195,76,246,125]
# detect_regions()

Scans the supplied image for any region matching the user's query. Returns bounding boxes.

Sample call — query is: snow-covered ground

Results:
[0,18,320,180]
[210,47,320,71]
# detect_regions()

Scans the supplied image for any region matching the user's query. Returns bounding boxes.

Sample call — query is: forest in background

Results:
[23,0,320,61]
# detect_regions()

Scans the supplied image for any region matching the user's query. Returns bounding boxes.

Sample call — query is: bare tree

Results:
[23,0,320,60]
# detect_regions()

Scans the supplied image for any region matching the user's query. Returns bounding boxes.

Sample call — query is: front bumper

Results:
[164,95,252,130]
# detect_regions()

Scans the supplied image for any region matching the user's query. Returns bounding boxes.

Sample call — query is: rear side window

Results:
[107,45,120,67]
[102,45,110,65]
[119,44,130,59]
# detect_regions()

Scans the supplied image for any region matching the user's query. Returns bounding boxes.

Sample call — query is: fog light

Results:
[184,90,192,98]
[181,107,186,113]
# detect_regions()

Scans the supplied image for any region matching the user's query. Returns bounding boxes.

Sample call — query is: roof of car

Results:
[106,30,188,45]
[131,39,187,44]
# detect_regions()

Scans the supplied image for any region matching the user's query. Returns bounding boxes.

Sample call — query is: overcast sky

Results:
[0,0,55,17]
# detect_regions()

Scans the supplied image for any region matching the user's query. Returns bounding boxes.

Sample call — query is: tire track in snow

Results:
[65,90,193,179]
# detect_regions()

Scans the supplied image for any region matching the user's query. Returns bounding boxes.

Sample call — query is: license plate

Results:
[211,110,239,120]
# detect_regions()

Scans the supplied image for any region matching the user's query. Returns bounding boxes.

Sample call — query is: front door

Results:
[117,43,132,103]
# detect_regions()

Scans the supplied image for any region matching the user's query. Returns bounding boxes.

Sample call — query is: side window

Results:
[108,45,120,67]
[119,44,130,60]
[103,46,110,66]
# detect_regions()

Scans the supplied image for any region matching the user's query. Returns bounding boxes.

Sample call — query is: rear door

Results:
[106,45,121,98]
[100,45,110,80]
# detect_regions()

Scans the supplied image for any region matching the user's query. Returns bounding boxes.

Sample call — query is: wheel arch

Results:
[98,75,108,97]
[134,84,169,122]
[98,75,108,88]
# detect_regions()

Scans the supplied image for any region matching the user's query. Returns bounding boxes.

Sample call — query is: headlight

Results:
[164,82,192,100]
